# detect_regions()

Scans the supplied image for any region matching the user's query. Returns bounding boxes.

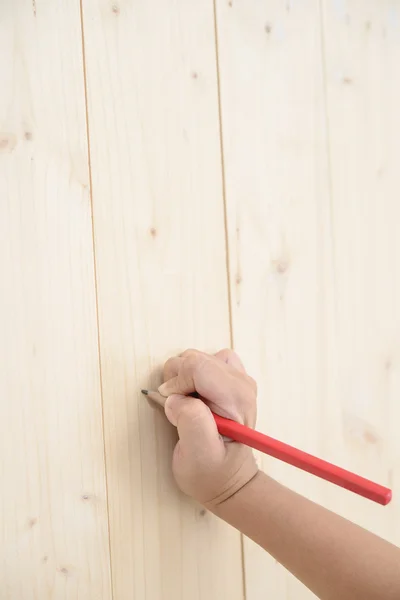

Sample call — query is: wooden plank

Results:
[215,1,334,598]
[217,0,400,598]
[0,2,112,599]
[320,0,400,542]
[80,1,243,598]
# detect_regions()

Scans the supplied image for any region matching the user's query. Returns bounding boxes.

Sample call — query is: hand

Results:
[159,349,258,509]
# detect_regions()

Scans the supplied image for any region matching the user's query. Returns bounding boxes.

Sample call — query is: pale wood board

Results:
[0,1,112,599]
[1,1,399,598]
[319,0,400,541]
[216,0,400,598]
[80,0,243,598]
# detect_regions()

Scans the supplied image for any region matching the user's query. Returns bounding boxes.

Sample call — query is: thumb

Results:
[164,394,224,459]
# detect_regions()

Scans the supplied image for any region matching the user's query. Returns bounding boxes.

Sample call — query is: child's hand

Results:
[159,349,258,508]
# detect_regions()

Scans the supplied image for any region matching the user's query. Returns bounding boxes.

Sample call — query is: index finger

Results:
[214,349,246,373]
[158,353,209,397]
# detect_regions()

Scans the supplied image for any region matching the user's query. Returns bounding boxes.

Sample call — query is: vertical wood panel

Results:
[217,0,400,598]
[320,0,400,542]
[216,1,334,598]
[0,2,112,599]
[81,0,243,598]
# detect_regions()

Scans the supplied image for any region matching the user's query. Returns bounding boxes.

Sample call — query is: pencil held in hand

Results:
[141,390,392,506]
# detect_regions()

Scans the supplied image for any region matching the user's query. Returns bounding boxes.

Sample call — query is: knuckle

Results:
[163,357,176,372]
[180,348,201,358]
[218,347,232,356]
[215,348,233,361]
[179,353,211,394]
[184,353,206,374]
[163,357,179,382]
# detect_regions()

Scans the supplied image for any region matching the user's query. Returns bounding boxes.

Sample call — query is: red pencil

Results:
[142,390,392,506]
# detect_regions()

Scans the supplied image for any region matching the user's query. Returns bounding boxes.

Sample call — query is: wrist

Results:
[211,470,279,522]
[204,447,259,510]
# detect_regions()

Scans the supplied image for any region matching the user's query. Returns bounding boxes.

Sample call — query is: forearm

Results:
[214,471,400,600]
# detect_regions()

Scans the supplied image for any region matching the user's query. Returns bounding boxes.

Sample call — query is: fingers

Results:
[159,347,256,434]
[163,356,183,381]
[163,350,208,383]
[214,349,246,373]
[159,352,209,397]
[179,348,209,360]
[180,348,245,373]
[165,394,224,459]
[159,348,245,397]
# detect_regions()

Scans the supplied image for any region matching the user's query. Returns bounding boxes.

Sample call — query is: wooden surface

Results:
[1,1,399,598]
[0,2,112,599]
[80,0,243,598]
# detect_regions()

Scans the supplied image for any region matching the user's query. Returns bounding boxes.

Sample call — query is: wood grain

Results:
[216,0,400,598]
[320,0,400,543]
[1,1,399,598]
[0,2,112,599]
[80,0,243,598]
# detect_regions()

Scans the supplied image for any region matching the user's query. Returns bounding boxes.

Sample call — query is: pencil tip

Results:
[141,389,149,395]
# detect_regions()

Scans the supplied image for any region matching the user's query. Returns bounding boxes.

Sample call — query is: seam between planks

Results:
[212,2,246,599]
[212,0,235,352]
[78,1,115,598]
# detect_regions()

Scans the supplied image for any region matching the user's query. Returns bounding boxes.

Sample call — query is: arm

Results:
[159,349,400,599]
[216,470,400,600]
